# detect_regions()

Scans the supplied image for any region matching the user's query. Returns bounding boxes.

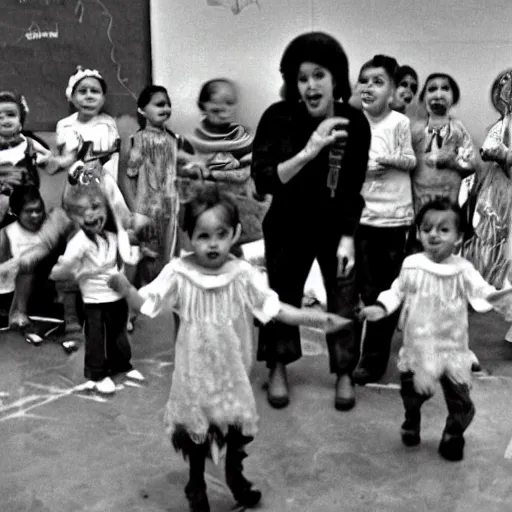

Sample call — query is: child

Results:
[0,186,62,337]
[108,185,351,511]
[121,85,193,286]
[49,180,143,395]
[411,73,475,213]
[391,65,419,116]
[182,78,269,245]
[56,66,120,181]
[0,91,56,227]
[351,55,417,385]
[359,198,512,461]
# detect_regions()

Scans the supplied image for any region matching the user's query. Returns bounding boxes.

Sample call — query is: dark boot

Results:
[225,429,261,508]
[184,443,210,512]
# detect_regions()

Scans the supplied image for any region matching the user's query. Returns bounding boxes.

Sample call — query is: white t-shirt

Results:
[56,112,119,181]
[0,222,46,294]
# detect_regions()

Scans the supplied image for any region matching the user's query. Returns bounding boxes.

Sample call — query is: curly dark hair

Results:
[415,197,466,234]
[358,54,400,86]
[0,90,29,125]
[279,32,351,103]
[419,73,460,106]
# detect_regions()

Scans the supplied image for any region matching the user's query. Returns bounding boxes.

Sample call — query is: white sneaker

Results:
[94,377,116,394]
[125,369,145,382]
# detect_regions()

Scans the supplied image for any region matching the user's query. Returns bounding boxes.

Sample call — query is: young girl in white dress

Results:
[359,198,512,462]
[108,184,351,511]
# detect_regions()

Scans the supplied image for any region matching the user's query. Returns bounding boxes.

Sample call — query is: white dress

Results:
[138,256,280,444]
[377,253,512,391]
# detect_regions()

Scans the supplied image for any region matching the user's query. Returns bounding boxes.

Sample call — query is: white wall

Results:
[151,0,512,147]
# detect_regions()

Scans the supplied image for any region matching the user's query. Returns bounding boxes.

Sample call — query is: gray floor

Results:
[1,306,512,512]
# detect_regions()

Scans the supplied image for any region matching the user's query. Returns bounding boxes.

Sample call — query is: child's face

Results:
[424,77,453,116]
[297,62,335,119]
[70,194,107,237]
[71,77,105,119]
[419,209,461,263]
[141,91,172,128]
[359,66,395,118]
[393,74,418,113]
[190,205,239,270]
[202,83,237,129]
[18,199,45,232]
[0,102,22,139]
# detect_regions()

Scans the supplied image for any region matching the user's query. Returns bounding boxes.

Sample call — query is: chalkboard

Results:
[0,0,152,131]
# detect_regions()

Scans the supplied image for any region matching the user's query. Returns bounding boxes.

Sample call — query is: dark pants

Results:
[355,225,408,378]
[83,299,132,381]
[257,225,361,375]
[400,372,475,436]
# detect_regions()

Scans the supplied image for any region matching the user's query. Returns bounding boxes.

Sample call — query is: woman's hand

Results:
[358,304,387,322]
[301,117,349,161]
[337,236,355,277]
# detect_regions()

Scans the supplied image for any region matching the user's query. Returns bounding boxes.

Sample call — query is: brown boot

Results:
[267,363,289,408]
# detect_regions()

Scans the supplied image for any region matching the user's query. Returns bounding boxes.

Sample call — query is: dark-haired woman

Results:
[251,32,371,411]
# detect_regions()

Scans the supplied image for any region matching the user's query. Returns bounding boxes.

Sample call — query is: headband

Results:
[65,66,104,101]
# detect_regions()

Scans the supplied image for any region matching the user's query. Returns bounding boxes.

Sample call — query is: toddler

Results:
[391,65,419,116]
[182,78,268,245]
[411,72,475,213]
[0,91,55,227]
[108,184,351,511]
[50,180,142,394]
[359,198,512,461]
[56,66,120,181]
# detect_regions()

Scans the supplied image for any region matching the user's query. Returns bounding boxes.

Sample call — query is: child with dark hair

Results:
[181,78,268,246]
[0,186,63,340]
[0,91,57,227]
[359,198,512,461]
[351,54,417,385]
[392,65,419,115]
[108,183,351,511]
[411,72,475,213]
[120,84,193,288]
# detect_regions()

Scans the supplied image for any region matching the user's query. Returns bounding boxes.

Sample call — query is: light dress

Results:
[377,253,512,392]
[138,256,280,446]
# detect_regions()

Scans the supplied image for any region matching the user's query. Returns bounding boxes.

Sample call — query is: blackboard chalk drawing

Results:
[207,0,260,15]
[0,0,151,130]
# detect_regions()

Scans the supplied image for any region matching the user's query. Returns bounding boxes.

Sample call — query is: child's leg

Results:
[399,372,432,446]
[438,375,475,461]
[225,427,261,508]
[172,427,210,512]
[83,304,110,382]
[104,299,133,375]
[9,272,35,328]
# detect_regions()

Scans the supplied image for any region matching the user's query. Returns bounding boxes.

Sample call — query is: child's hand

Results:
[323,313,353,333]
[358,305,387,322]
[107,273,132,296]
[375,154,393,167]
[432,149,457,169]
[480,144,508,165]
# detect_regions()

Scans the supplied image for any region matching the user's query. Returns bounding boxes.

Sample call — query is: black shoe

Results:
[352,367,381,386]
[267,365,289,409]
[438,435,465,461]
[401,429,421,447]
[185,482,210,512]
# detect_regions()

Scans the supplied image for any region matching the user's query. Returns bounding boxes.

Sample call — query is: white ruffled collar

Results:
[402,253,469,276]
[172,255,253,289]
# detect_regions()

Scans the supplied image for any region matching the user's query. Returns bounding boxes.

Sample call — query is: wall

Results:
[151,0,512,148]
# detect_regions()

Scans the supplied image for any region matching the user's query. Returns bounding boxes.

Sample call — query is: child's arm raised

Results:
[275,303,352,333]
[108,273,145,312]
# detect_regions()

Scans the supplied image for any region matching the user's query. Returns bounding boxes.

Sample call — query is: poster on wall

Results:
[0,0,151,131]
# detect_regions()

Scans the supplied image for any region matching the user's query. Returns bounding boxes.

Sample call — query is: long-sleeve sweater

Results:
[251,101,371,241]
